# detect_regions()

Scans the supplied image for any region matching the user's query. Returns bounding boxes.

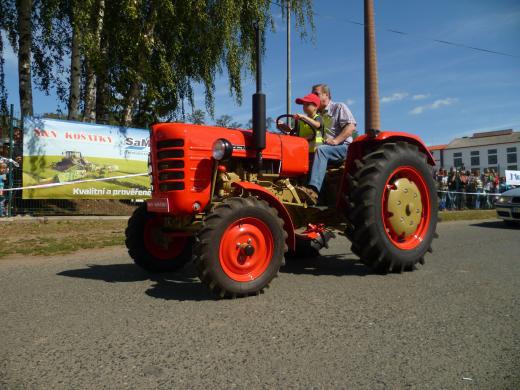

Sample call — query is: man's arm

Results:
[325,102,356,145]
[326,122,356,145]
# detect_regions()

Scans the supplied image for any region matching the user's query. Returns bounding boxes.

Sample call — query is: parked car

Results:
[495,187,520,225]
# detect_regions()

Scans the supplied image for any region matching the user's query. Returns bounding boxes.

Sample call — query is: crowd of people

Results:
[434,168,513,210]
[1,124,23,217]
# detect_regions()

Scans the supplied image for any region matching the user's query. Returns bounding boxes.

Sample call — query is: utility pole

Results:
[286,2,291,115]
[364,0,381,136]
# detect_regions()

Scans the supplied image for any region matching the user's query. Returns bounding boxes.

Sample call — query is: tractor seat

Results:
[327,159,345,170]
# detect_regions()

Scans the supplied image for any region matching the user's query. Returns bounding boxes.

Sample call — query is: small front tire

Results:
[125,205,192,273]
[194,197,287,298]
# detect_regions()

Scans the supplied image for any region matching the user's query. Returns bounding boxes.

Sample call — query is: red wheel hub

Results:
[144,217,187,260]
[381,166,431,250]
[219,217,274,282]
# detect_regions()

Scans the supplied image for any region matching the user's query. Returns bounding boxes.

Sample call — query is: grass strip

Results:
[0,220,127,258]
[0,210,500,258]
[438,209,497,222]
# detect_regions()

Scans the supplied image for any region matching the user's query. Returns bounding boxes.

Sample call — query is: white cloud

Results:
[346,99,355,106]
[410,98,458,115]
[381,92,408,103]
[412,94,429,101]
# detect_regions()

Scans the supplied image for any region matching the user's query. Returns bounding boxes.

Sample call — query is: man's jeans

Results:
[309,144,348,192]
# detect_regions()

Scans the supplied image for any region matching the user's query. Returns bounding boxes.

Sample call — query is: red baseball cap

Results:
[295,93,321,107]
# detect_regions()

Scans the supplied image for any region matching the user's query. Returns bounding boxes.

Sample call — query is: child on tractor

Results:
[294,93,323,157]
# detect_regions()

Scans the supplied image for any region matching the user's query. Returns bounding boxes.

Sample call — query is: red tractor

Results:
[125,1,438,298]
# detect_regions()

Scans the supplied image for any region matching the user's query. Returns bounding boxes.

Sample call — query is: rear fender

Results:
[232,181,295,251]
[338,131,435,210]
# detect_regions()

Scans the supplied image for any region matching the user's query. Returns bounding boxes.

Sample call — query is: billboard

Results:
[505,170,520,186]
[22,118,151,199]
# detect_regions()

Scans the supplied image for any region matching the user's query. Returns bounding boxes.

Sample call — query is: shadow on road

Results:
[470,220,520,230]
[58,263,216,302]
[281,254,371,277]
[57,254,372,301]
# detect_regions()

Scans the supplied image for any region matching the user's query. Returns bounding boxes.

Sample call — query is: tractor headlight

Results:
[212,138,233,160]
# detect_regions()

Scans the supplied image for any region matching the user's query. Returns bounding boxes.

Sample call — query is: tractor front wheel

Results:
[346,142,438,273]
[125,205,193,273]
[194,197,287,298]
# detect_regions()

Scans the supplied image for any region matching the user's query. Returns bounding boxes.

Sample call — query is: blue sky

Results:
[3,0,520,146]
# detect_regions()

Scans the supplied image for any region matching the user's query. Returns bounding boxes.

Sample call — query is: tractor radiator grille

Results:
[156,138,185,192]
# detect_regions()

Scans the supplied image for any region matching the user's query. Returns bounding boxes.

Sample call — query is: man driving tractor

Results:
[296,84,357,205]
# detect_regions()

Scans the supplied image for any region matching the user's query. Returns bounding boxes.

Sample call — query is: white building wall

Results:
[442,142,520,175]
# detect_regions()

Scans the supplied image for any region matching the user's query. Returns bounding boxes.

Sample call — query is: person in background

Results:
[483,169,493,209]
[474,169,483,209]
[498,176,507,193]
[0,162,6,217]
[441,169,449,210]
[449,168,461,210]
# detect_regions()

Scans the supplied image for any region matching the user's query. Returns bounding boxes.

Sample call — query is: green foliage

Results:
[215,114,233,128]
[188,109,206,125]
[0,0,314,126]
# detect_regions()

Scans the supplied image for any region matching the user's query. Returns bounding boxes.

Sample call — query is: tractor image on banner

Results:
[125,0,438,298]
[22,118,151,199]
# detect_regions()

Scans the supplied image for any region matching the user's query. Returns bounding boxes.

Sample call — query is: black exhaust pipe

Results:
[252,22,266,172]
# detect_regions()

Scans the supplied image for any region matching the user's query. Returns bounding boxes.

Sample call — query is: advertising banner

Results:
[505,170,520,186]
[23,118,151,199]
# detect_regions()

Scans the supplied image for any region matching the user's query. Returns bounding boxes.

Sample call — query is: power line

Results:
[268,1,519,58]
[346,20,519,58]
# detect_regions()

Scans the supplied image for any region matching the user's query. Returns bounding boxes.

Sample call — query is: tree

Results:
[245,116,274,131]
[0,32,8,116]
[215,115,233,128]
[230,121,243,129]
[17,0,34,118]
[67,1,81,120]
[188,109,206,125]
[0,0,314,126]
[266,116,274,131]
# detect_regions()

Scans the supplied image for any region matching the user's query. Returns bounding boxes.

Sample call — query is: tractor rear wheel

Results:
[194,197,287,298]
[345,142,438,273]
[125,205,192,273]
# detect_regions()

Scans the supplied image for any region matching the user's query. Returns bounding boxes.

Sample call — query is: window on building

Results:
[507,165,517,171]
[507,147,517,164]
[470,150,479,166]
[488,149,497,165]
[453,152,463,168]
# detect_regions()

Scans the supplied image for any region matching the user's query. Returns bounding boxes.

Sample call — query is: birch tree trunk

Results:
[121,81,139,127]
[17,0,33,118]
[83,0,104,122]
[120,4,157,127]
[67,17,80,120]
[95,38,109,124]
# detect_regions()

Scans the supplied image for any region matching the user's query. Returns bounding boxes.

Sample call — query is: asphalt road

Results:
[1,219,519,389]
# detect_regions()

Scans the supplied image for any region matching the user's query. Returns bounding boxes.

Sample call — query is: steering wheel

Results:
[276,114,298,135]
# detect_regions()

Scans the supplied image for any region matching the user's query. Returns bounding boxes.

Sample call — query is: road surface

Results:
[0,219,518,389]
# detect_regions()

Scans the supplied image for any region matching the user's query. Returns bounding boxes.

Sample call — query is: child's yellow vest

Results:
[297,113,323,153]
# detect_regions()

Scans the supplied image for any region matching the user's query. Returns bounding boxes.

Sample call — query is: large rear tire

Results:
[345,142,438,273]
[125,205,192,273]
[194,197,287,298]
